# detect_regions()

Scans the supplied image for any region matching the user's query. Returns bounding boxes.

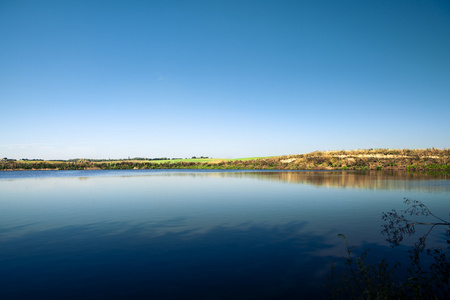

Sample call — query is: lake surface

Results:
[0,170,449,299]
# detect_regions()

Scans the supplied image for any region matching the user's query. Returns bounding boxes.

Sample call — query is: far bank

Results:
[1,149,448,172]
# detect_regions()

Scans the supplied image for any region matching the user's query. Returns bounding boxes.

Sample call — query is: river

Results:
[0,170,448,299]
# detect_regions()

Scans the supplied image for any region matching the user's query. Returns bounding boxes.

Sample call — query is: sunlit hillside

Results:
[1,149,448,171]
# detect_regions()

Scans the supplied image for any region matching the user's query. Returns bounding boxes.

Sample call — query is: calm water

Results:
[0,170,449,299]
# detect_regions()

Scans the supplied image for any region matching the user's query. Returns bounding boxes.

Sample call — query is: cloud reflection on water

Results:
[0,220,336,299]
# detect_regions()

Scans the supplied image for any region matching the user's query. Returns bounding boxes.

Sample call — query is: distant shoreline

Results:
[2,149,448,172]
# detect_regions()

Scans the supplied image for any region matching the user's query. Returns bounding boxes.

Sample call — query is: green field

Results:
[115,157,273,164]
[141,158,222,164]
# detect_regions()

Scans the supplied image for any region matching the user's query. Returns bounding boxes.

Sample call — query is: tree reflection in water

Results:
[329,199,449,299]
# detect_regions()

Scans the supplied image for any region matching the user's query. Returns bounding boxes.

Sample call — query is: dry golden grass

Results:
[1,148,448,171]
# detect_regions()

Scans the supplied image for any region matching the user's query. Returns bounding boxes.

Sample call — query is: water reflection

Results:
[148,171,449,192]
[0,171,448,299]
[2,170,448,192]
[0,220,335,299]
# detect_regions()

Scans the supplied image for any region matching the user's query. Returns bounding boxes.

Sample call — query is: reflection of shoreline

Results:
[1,170,448,192]
[156,171,449,192]
[245,171,449,191]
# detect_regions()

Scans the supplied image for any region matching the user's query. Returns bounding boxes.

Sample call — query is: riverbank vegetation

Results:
[1,148,448,171]
[328,199,449,299]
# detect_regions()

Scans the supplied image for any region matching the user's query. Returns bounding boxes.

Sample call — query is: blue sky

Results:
[1,0,449,159]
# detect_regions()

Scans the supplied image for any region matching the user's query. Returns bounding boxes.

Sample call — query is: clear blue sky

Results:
[1,0,449,159]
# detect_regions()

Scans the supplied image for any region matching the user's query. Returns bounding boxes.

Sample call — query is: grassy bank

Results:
[1,149,448,171]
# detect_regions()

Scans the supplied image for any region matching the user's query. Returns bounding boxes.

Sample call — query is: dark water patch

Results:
[0,221,336,299]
